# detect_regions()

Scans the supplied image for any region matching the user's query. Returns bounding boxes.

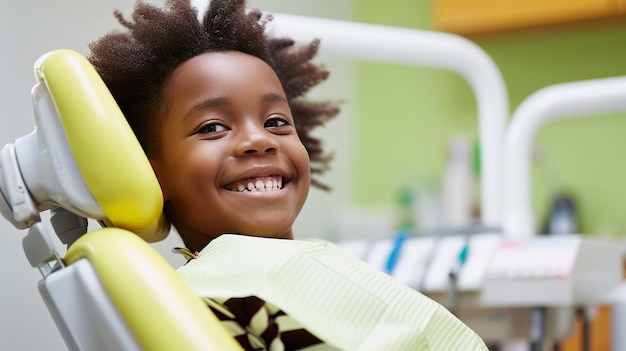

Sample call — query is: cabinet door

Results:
[433,0,621,35]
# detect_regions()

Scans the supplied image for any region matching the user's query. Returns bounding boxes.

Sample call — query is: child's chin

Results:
[236,232,293,240]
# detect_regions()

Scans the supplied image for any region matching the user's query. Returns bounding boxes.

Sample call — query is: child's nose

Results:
[234,124,279,156]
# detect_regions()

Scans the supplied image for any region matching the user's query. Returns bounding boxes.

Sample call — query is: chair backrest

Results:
[0,49,242,350]
[1,49,168,242]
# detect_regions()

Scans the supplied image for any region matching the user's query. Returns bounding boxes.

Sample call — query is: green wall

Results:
[352,0,626,235]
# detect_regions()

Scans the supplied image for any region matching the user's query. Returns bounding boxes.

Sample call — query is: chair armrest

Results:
[64,228,241,350]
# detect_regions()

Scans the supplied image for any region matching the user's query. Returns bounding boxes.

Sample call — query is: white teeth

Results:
[255,180,265,190]
[229,176,284,192]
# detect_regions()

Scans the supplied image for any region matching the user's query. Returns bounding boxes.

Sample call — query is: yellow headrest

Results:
[35,49,169,242]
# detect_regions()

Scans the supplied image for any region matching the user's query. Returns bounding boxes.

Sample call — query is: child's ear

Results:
[149,159,168,201]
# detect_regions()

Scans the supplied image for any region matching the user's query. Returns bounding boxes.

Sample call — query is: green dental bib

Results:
[177,235,487,351]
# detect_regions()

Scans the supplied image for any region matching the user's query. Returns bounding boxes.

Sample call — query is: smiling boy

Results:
[89,0,336,253]
[89,0,339,347]
[152,51,310,251]
[89,0,488,349]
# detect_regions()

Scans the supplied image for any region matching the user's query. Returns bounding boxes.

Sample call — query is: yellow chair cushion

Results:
[34,49,168,242]
[64,228,242,350]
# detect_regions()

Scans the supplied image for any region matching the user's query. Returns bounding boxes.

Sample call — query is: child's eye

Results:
[264,116,290,129]
[195,122,227,135]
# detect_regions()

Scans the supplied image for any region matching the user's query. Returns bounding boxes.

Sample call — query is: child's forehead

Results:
[160,51,289,119]
[168,51,283,91]
[177,51,276,76]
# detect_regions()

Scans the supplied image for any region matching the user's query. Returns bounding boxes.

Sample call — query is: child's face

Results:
[150,51,311,250]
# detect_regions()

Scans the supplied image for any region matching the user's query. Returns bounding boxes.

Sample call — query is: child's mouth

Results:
[224,175,284,192]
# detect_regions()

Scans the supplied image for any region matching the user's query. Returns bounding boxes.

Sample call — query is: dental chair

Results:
[0,49,242,350]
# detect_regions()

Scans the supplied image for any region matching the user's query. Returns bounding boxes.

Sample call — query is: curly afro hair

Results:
[88,0,339,189]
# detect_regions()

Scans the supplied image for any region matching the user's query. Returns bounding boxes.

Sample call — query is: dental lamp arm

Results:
[265,13,509,229]
[504,76,626,238]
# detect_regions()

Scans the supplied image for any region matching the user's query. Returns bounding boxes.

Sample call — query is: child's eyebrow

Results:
[184,97,227,120]
[183,92,288,121]
[263,92,288,103]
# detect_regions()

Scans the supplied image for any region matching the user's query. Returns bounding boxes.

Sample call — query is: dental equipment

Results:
[0,49,241,350]
[494,76,626,350]
[504,75,626,238]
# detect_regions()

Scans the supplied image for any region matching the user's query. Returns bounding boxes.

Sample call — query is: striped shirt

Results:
[175,247,338,350]
[203,296,337,351]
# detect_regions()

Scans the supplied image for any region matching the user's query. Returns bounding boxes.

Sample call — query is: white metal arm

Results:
[267,13,509,229]
[504,76,626,237]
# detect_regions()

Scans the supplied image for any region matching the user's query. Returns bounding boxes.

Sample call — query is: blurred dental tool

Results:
[385,187,414,274]
[448,235,469,316]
